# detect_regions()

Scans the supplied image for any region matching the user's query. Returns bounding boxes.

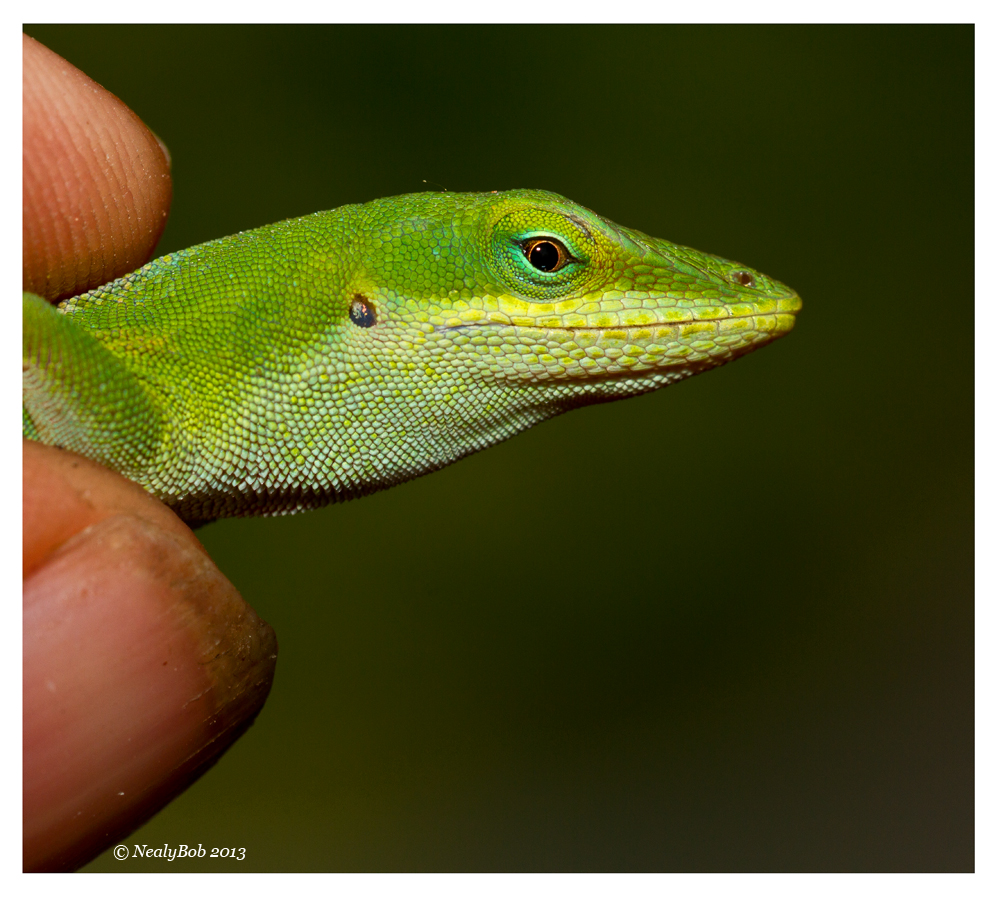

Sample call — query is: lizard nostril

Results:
[349,295,377,327]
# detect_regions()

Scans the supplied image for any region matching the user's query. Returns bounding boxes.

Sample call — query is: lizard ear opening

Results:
[349,295,377,328]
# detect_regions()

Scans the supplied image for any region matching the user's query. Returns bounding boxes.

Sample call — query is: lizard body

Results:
[23,189,800,525]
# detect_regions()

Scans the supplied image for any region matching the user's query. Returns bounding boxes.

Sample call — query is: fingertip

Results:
[22,443,278,871]
[23,515,277,872]
[22,34,173,301]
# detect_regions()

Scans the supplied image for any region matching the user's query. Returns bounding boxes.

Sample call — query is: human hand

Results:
[22,34,278,872]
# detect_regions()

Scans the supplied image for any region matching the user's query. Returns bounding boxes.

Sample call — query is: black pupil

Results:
[528,241,561,272]
[733,271,755,287]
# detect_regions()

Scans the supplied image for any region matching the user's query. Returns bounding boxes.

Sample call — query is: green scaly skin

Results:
[23,190,801,526]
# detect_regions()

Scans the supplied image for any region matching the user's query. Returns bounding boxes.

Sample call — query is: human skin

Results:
[22,34,278,872]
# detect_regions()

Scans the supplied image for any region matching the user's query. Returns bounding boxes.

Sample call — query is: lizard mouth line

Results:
[434,309,799,334]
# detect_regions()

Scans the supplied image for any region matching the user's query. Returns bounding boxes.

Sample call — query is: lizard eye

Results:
[349,295,377,327]
[729,270,756,288]
[523,238,569,273]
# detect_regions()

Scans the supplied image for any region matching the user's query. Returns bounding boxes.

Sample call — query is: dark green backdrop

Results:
[25,25,973,872]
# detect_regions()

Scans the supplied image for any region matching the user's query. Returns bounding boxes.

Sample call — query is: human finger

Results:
[23,442,278,872]
[22,33,172,301]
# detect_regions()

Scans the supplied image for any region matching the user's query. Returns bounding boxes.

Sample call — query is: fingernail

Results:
[148,128,171,168]
[23,515,277,872]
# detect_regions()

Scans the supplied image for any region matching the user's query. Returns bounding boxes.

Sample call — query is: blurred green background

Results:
[25,25,972,872]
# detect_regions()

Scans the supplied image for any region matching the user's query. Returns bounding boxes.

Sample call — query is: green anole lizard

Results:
[23,189,800,525]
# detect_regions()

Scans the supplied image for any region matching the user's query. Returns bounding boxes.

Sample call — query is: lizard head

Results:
[347,189,801,403]
[246,189,802,507]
